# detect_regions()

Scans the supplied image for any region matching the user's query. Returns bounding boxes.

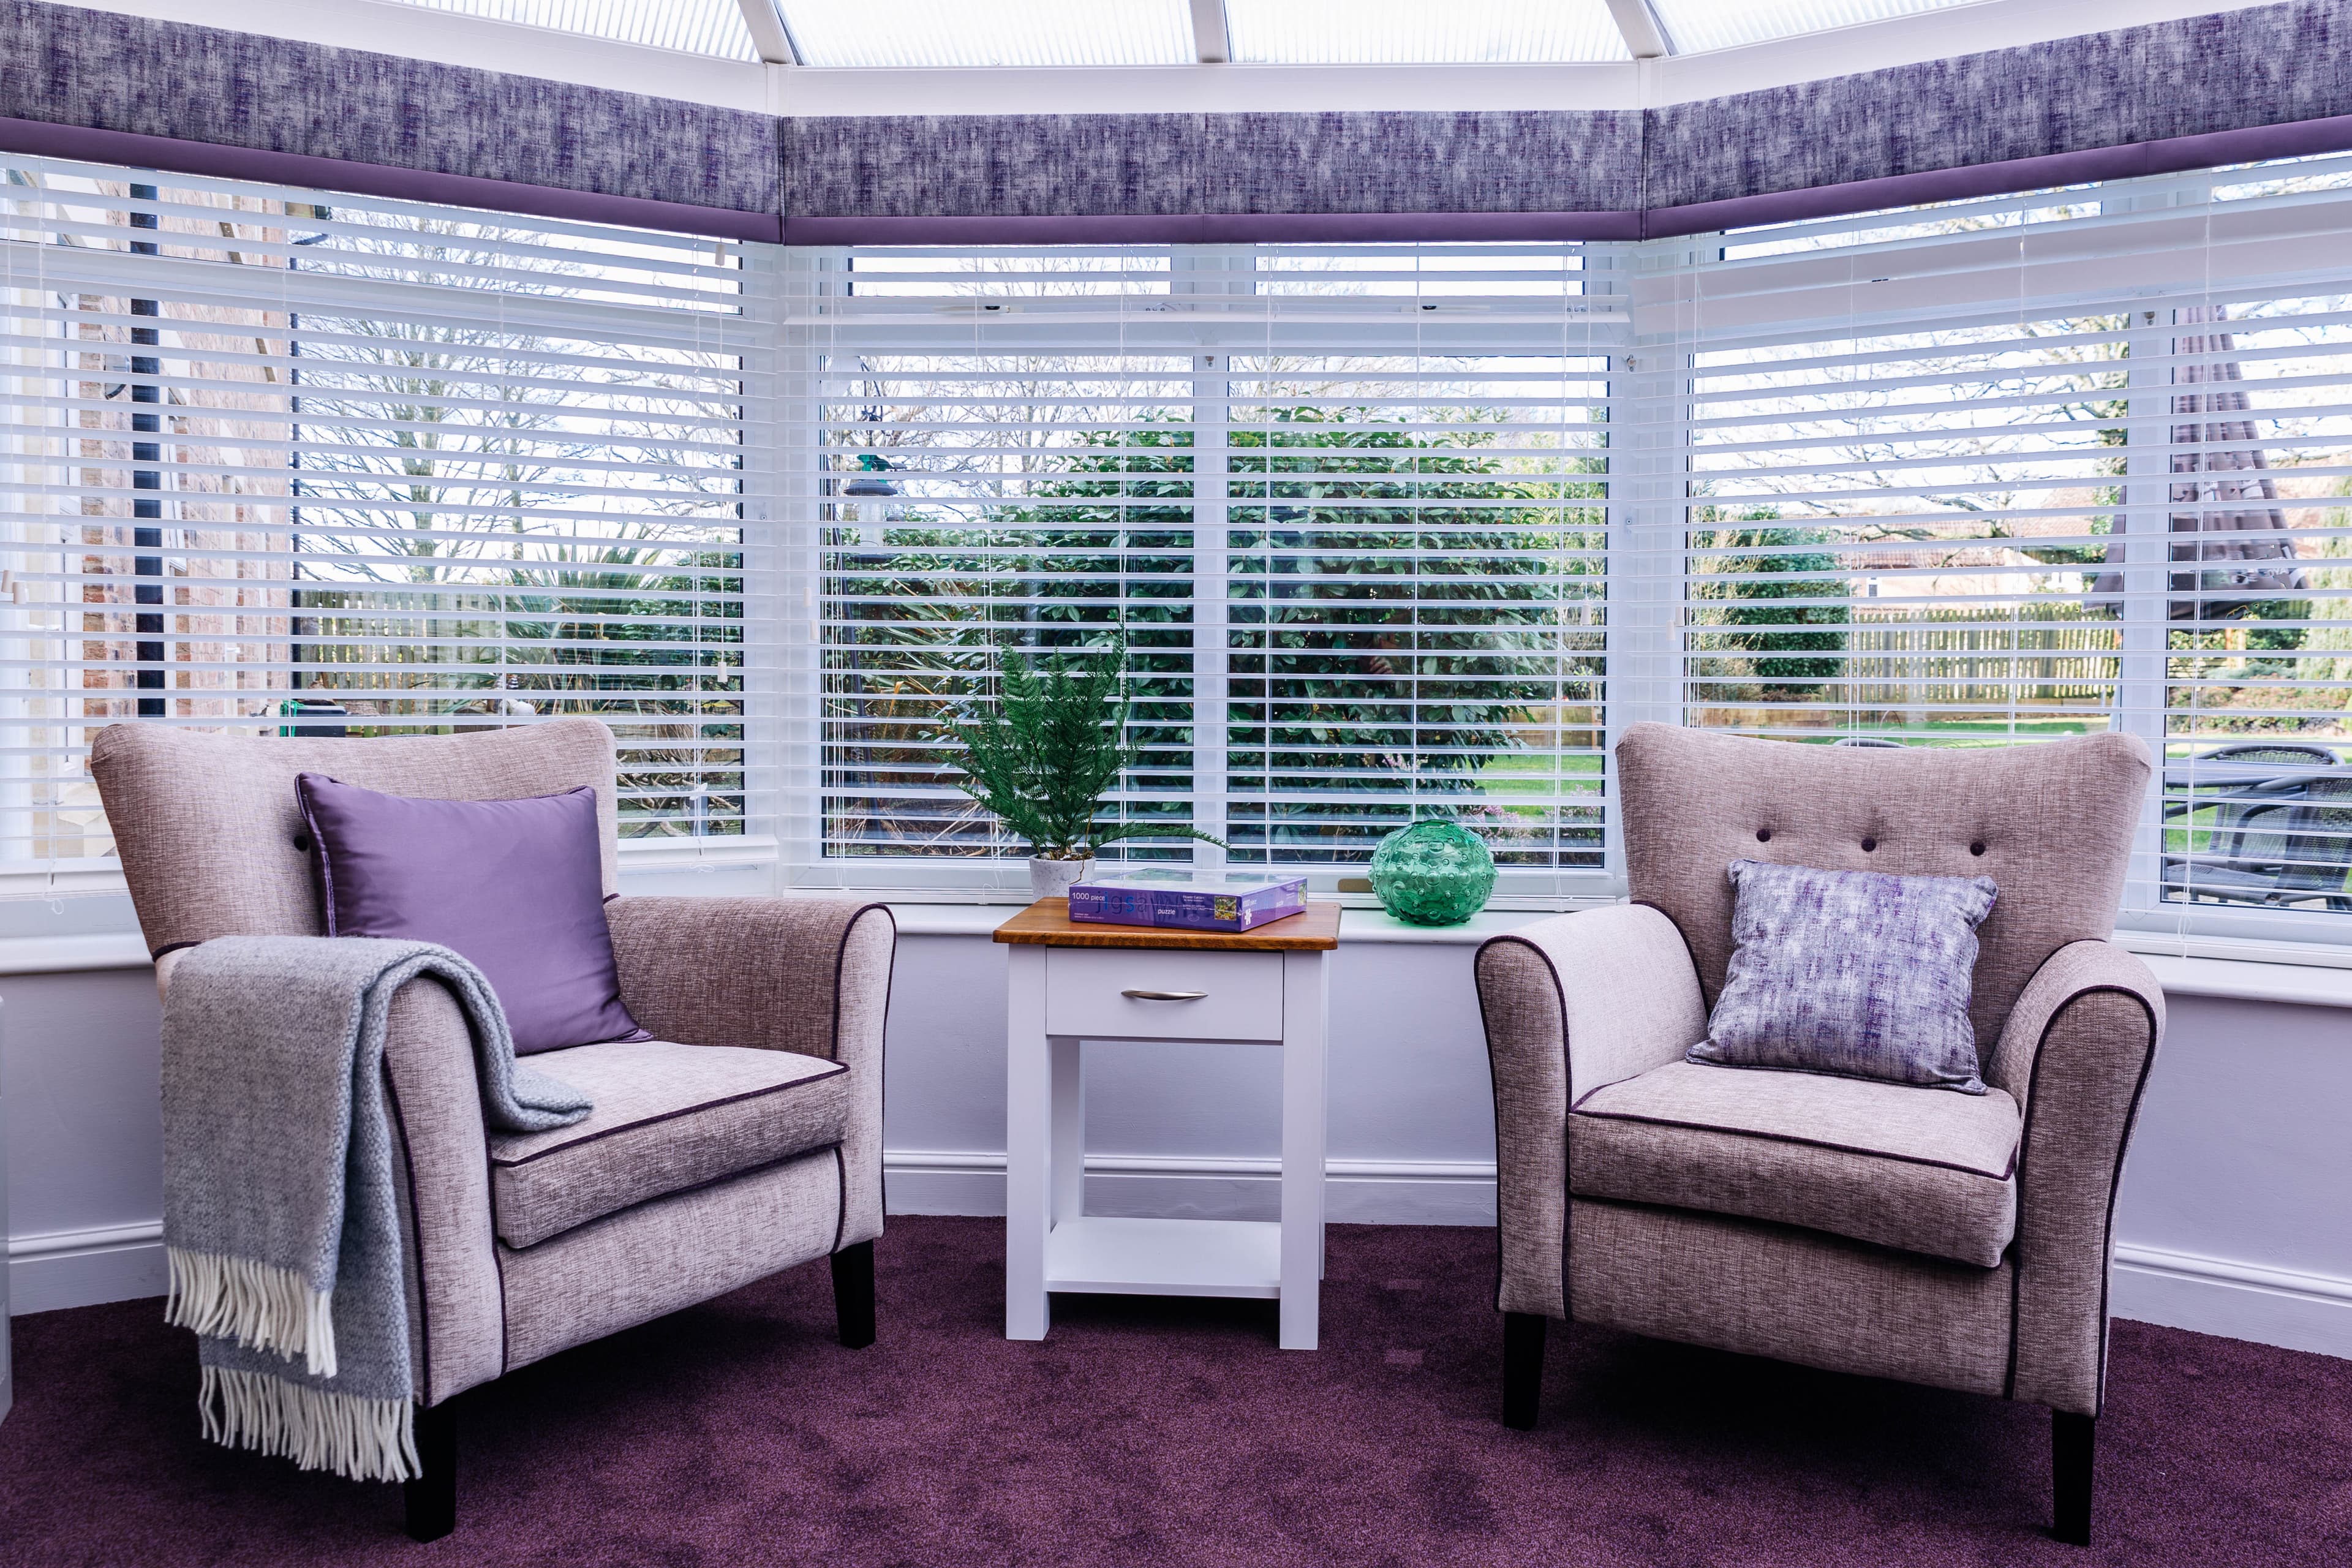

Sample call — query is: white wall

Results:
[7,906,2349,1359]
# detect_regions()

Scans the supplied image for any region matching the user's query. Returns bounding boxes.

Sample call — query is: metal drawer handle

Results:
[1121,988,1208,1001]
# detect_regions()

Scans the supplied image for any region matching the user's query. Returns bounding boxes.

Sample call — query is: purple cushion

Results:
[296,773,646,1056]
[1688,859,1997,1094]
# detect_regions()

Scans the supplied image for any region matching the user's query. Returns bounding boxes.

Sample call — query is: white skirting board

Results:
[13,1171,2350,1363]
[2110,1243,2352,1361]
[8,1221,169,1316]
[886,1152,2352,1360]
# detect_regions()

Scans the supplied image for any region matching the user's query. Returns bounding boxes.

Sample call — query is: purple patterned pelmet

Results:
[1690,859,1998,1095]
[5,1,2352,242]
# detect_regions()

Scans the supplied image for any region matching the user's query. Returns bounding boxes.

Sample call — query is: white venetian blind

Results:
[784,244,1618,892]
[0,156,759,888]
[1653,161,2352,927]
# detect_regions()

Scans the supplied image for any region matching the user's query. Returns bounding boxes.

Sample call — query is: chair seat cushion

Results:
[1569,1060,2021,1266]
[487,1039,849,1248]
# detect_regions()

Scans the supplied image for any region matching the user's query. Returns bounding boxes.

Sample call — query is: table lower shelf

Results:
[1043,1216,1283,1300]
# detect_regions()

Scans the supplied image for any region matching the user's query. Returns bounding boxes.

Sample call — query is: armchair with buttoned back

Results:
[91,717,894,1541]
[1475,723,2161,1547]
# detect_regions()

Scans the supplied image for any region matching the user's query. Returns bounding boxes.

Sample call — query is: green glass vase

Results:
[1369,820,1497,926]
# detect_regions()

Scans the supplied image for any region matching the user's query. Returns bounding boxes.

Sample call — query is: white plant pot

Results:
[1028,856,1096,899]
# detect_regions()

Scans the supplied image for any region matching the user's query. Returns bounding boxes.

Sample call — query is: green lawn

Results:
[1472,718,2105,797]
[1462,722,2346,893]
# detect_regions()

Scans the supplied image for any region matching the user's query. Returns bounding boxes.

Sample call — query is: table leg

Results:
[1279,948,1329,1350]
[1005,945,1051,1341]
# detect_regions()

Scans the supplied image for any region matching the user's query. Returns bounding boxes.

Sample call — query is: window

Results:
[1646,1,1983,55]
[1221,0,1631,64]
[6,150,2350,940]
[775,0,1197,68]
[785,245,1616,895]
[1654,168,2352,937]
[0,157,757,889]
[378,0,764,60]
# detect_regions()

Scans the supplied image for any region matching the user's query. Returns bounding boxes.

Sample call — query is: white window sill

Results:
[10,905,2352,1010]
[888,903,2352,1008]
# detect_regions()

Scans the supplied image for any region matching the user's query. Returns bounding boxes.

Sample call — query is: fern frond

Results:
[937,633,1148,858]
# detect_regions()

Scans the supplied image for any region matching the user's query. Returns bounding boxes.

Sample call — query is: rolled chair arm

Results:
[1475,904,1709,1319]
[605,897,896,1251]
[1986,940,2166,1417]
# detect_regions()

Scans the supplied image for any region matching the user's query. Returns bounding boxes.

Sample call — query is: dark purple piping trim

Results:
[483,1083,511,1379]
[295,776,337,934]
[2002,979,2161,1413]
[1472,933,1573,1322]
[827,903,894,1248]
[831,1144,848,1256]
[783,209,1646,247]
[1202,210,1646,244]
[828,903,894,1065]
[0,116,782,245]
[382,1060,434,1410]
[489,1059,848,1167]
[859,907,899,1237]
[1566,1096,2019,1182]
[786,213,1207,246]
[149,938,203,962]
[1644,113,2352,240]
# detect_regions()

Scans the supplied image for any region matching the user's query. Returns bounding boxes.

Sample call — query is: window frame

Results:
[4,156,2350,949]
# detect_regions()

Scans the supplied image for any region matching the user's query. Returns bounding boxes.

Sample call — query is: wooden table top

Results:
[992,898,1341,951]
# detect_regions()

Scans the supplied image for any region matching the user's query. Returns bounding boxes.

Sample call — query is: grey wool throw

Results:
[161,936,592,1482]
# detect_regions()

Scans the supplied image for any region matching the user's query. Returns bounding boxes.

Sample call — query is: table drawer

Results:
[1045,948,1286,1041]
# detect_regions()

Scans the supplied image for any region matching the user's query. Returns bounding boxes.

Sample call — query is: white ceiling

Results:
[40,0,2291,116]
[353,0,1999,66]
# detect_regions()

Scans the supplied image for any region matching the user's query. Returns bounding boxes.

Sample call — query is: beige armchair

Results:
[91,718,894,1541]
[1476,723,2162,1547]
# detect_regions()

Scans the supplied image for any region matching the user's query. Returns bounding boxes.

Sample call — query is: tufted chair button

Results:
[293,833,312,851]
[1755,828,1771,842]
[1970,841,1986,856]
[1861,837,1877,852]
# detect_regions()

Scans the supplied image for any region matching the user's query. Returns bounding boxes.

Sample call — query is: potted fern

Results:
[943,636,1224,897]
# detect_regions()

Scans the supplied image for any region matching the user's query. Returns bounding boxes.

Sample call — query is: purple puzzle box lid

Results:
[1066,869,1309,931]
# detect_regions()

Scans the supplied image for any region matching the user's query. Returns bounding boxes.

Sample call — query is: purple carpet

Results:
[1,1218,2344,1566]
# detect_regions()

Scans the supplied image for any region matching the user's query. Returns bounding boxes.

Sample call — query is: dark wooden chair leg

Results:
[832,1240,876,1349]
[2052,1409,2095,1547]
[404,1398,457,1544]
[1502,1313,1547,1431]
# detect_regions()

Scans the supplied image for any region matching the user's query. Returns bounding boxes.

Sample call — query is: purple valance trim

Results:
[19,105,2352,251]
[0,116,782,245]
[1199,211,1645,244]
[781,209,1646,246]
[1645,111,2352,240]
[790,111,2352,247]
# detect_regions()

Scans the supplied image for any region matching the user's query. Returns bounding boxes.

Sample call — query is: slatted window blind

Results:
[6,151,2349,935]
[1651,161,2352,933]
[784,246,1616,894]
[0,157,757,889]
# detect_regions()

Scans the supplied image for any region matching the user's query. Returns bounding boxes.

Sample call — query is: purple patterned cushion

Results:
[296,773,647,1056]
[1687,859,1998,1095]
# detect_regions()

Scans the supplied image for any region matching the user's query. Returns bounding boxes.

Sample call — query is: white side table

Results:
[997,899,1336,1350]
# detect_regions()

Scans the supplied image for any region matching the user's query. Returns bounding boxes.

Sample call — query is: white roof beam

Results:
[44,0,2302,117]
[1603,0,1672,59]
[1189,0,1230,65]
[735,0,799,66]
